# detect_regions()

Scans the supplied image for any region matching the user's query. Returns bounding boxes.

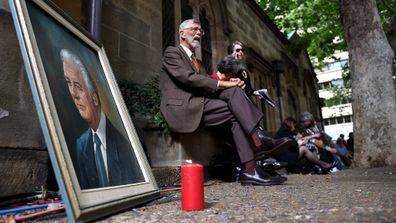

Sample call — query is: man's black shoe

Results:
[240,165,286,186]
[261,158,288,171]
[266,169,288,182]
[251,128,293,160]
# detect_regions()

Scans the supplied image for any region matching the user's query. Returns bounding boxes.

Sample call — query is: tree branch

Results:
[379,0,393,12]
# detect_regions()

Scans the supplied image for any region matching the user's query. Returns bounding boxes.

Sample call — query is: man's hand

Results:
[218,78,245,90]
[218,80,238,89]
[229,78,246,90]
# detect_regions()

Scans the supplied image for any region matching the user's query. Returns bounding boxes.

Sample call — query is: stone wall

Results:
[51,0,163,83]
[0,3,48,197]
[100,0,162,83]
[225,0,289,63]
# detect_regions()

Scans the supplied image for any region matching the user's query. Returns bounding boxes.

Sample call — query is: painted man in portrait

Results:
[60,49,144,189]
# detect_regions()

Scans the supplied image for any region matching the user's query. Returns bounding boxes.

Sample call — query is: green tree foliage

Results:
[324,86,351,107]
[258,0,396,64]
[258,0,395,107]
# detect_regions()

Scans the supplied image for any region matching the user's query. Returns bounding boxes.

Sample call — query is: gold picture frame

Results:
[9,0,160,222]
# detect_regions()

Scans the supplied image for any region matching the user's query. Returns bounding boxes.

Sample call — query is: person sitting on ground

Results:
[273,117,337,174]
[160,19,293,186]
[335,138,352,167]
[347,132,354,158]
[336,138,349,158]
[299,113,335,159]
[299,112,345,172]
[339,134,349,150]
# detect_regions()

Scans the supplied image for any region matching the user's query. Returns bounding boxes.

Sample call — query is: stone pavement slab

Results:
[98,166,396,222]
[40,166,396,222]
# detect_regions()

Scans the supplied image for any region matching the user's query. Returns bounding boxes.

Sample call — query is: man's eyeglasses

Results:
[235,48,244,53]
[183,27,205,36]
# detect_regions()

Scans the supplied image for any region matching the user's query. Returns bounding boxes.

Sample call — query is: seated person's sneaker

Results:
[322,161,339,174]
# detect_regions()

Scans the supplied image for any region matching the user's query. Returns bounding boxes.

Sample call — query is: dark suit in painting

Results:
[76,117,144,190]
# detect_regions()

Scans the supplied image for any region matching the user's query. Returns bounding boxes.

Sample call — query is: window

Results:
[324,115,353,126]
[181,0,193,21]
[162,0,175,52]
[341,60,348,68]
[326,60,349,71]
[319,81,332,90]
[319,79,346,90]
[340,96,351,105]
[287,91,298,116]
[331,79,344,87]
[344,115,352,123]
[199,9,213,74]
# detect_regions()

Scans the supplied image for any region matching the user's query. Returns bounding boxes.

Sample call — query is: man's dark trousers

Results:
[202,87,263,163]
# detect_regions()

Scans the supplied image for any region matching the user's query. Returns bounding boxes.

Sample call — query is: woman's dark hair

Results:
[295,123,305,134]
[227,41,243,54]
[282,117,297,130]
[217,55,244,76]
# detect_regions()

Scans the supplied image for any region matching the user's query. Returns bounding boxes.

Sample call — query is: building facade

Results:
[0,0,322,190]
[47,0,321,134]
[316,51,353,139]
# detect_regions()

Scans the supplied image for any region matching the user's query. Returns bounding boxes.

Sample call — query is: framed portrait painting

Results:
[9,0,160,222]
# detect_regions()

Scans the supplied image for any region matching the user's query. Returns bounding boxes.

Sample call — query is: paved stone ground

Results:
[97,166,396,223]
[33,166,396,222]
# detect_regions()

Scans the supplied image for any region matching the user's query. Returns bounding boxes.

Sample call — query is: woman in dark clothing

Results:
[273,117,335,173]
[347,132,354,158]
[227,41,275,107]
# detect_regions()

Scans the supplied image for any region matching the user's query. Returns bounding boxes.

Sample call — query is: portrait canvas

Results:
[9,0,159,222]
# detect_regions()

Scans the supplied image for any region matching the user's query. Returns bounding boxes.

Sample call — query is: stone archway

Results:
[194,0,232,67]
[286,89,299,118]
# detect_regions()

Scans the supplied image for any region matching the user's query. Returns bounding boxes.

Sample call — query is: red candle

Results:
[181,163,204,211]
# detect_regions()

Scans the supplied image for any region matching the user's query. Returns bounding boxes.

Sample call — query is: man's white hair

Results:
[60,48,97,98]
[179,19,200,32]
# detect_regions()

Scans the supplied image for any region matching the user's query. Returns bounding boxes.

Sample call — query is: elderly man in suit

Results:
[160,19,292,186]
[60,49,144,189]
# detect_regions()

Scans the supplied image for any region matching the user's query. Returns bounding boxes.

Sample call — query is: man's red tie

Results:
[191,54,201,74]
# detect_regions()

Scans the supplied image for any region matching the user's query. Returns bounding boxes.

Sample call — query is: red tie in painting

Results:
[191,54,201,74]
